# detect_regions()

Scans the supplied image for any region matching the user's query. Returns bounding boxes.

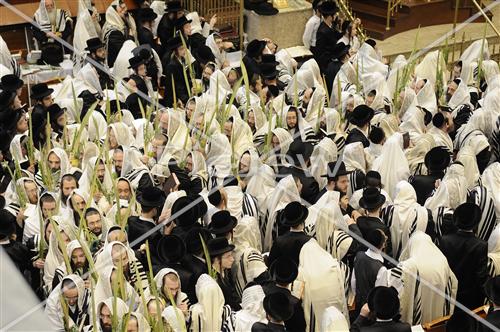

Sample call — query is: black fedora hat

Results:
[321,160,350,179]
[332,42,350,61]
[0,90,16,109]
[166,36,183,51]
[31,83,54,100]
[365,170,382,187]
[485,276,500,305]
[208,210,237,235]
[171,196,196,227]
[261,54,279,66]
[0,209,16,238]
[260,63,279,80]
[138,7,158,22]
[157,234,186,264]
[47,103,66,121]
[185,227,212,254]
[269,257,298,284]
[319,1,337,15]
[281,201,309,227]
[286,140,314,165]
[166,0,183,13]
[424,146,450,172]
[208,237,235,257]
[137,186,165,207]
[263,291,294,321]
[128,55,148,69]
[350,104,374,127]
[85,37,105,52]
[175,16,192,30]
[372,286,400,320]
[0,74,23,92]
[359,187,386,210]
[453,202,481,230]
[246,39,266,59]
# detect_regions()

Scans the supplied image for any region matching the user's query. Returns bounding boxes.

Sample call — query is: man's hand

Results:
[209,14,217,27]
[360,303,370,317]
[351,210,362,222]
[33,258,45,269]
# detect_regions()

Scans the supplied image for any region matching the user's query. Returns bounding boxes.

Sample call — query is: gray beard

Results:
[48,9,57,26]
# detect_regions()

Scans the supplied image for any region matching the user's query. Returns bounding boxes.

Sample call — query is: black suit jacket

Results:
[243,55,261,80]
[409,173,444,205]
[268,231,311,266]
[126,217,159,251]
[345,128,370,148]
[163,56,192,106]
[439,230,488,309]
[315,21,341,71]
[181,254,207,303]
[137,26,160,54]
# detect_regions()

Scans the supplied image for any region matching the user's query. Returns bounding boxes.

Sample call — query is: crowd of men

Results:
[1,0,500,330]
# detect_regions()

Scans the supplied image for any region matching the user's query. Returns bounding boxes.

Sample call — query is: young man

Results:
[345,104,374,148]
[30,83,54,117]
[302,0,322,53]
[252,292,294,332]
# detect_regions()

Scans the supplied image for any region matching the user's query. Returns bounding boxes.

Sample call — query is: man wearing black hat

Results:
[315,1,342,72]
[208,210,237,241]
[325,42,351,97]
[439,203,488,316]
[409,146,450,205]
[262,257,306,332]
[0,74,23,97]
[30,83,54,117]
[128,54,153,98]
[243,39,267,79]
[127,186,165,251]
[260,54,286,91]
[0,209,32,273]
[252,292,294,332]
[157,1,185,55]
[84,37,114,91]
[47,104,66,139]
[357,188,393,258]
[317,160,351,201]
[154,234,192,291]
[351,286,411,332]
[278,140,319,204]
[137,8,159,54]
[480,276,500,331]
[345,104,375,148]
[163,36,192,107]
[268,201,311,266]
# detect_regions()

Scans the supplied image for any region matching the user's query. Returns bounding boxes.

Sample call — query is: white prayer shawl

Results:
[53,240,83,288]
[400,106,426,144]
[209,70,233,103]
[456,145,481,190]
[353,43,388,78]
[160,109,191,161]
[121,148,152,190]
[264,175,301,251]
[427,126,453,154]
[112,40,137,81]
[74,62,103,95]
[460,39,490,64]
[235,86,261,109]
[188,151,208,186]
[234,285,267,332]
[131,118,154,150]
[206,33,227,68]
[151,268,189,306]
[24,191,59,244]
[224,185,259,221]
[34,0,71,34]
[298,239,349,331]
[0,35,20,76]
[405,134,436,176]
[386,55,407,98]
[395,232,458,325]
[9,134,28,164]
[92,265,139,312]
[331,61,357,107]
[233,215,262,253]
[238,148,262,183]
[298,59,323,89]
[150,0,164,37]
[310,137,338,190]
[231,117,254,159]
[373,133,410,199]
[79,156,114,193]
[416,79,438,115]
[130,312,151,332]
[383,181,429,260]
[454,110,494,151]
[102,1,137,44]
[205,133,232,188]
[415,50,448,86]
[483,87,500,117]
[73,0,100,69]
[43,220,78,288]
[109,122,135,148]
[343,142,367,173]
[487,226,500,277]
[45,274,90,331]
[321,306,349,331]
[246,164,276,218]
[305,84,326,124]
[35,147,70,189]
[448,80,471,111]
[93,297,129,330]
[160,190,186,217]
[482,162,500,223]
[262,127,293,172]
[190,274,234,332]
[161,306,185,332]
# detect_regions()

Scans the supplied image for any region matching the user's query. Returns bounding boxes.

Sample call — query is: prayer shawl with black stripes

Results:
[469,185,497,241]
[381,181,429,260]
[34,0,71,35]
[488,226,500,277]
[232,248,267,297]
[389,232,458,325]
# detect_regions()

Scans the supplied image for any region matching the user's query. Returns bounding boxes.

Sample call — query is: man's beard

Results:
[93,55,106,64]
[98,175,104,183]
[446,92,452,103]
[100,320,112,332]
[92,228,102,237]
[287,124,296,130]
[115,166,121,175]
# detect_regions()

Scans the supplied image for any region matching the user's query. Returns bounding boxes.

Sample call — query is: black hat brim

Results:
[359,194,386,210]
[208,217,237,235]
[31,88,54,100]
[282,205,309,227]
[210,243,236,257]
[128,58,149,69]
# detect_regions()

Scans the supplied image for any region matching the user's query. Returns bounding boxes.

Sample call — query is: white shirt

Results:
[303,15,321,49]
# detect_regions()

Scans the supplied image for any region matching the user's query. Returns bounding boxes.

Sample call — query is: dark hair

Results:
[142,205,156,214]
[61,279,77,290]
[40,193,56,206]
[365,39,377,48]
[61,174,78,188]
[250,74,261,90]
[84,207,100,219]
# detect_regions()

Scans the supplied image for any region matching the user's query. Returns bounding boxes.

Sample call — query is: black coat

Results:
[157,15,176,55]
[277,166,319,204]
[262,283,306,332]
[252,322,286,332]
[107,30,127,68]
[215,270,241,311]
[350,315,412,332]
[345,127,370,148]
[325,59,343,97]
[243,55,261,80]
[126,217,159,251]
[181,254,207,303]
[137,26,160,54]
[268,231,311,266]
[163,56,192,107]
[439,230,488,309]
[315,21,341,71]
[477,309,500,332]
[356,216,393,260]
[409,173,444,205]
